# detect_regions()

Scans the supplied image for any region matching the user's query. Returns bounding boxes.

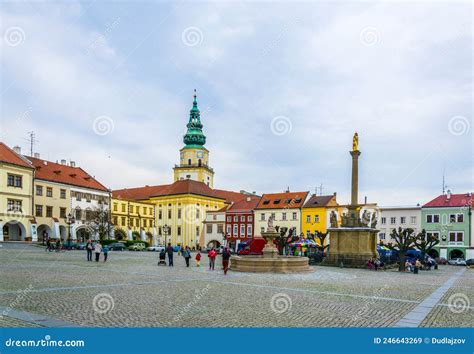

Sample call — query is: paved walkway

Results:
[394,268,467,327]
[0,306,80,327]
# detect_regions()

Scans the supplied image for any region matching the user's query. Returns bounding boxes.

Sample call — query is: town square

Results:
[0,1,472,353]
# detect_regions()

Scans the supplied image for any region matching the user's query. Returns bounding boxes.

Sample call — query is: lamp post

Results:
[163,224,170,246]
[66,211,76,245]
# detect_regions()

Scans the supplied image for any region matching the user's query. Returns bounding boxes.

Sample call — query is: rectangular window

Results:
[130,205,134,214]
[86,194,91,202]
[241,216,245,222]
[449,232,463,243]
[381,217,386,225]
[261,213,265,221]
[379,232,385,240]
[247,224,252,236]
[168,210,172,219]
[427,214,440,223]
[178,226,182,236]
[206,224,213,234]
[113,203,118,212]
[400,217,406,224]
[426,232,440,241]
[35,205,43,217]
[271,213,276,220]
[234,216,238,222]
[457,214,464,223]
[292,212,297,220]
[178,209,182,219]
[410,216,416,224]
[196,209,200,219]
[46,187,53,197]
[121,204,126,212]
[306,215,310,223]
[195,226,200,237]
[217,224,223,234]
[248,215,253,222]
[240,224,245,237]
[390,217,396,224]
[226,224,231,235]
[281,212,287,221]
[7,174,22,187]
[314,215,320,223]
[60,207,66,218]
[36,185,43,196]
[7,199,22,212]
[60,189,66,199]
[226,216,231,222]
[233,224,238,236]
[159,210,162,220]
[76,193,81,201]
[46,206,53,217]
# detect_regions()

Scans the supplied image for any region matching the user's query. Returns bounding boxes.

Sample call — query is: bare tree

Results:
[275,226,299,255]
[310,231,329,258]
[85,203,112,241]
[413,229,439,259]
[382,227,416,271]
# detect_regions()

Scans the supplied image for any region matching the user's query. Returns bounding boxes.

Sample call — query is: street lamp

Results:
[163,224,170,246]
[66,211,76,244]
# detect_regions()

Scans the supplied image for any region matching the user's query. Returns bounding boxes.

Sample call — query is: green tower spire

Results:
[183,89,206,148]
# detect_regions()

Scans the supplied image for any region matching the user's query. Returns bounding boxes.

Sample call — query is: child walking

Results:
[195,251,201,267]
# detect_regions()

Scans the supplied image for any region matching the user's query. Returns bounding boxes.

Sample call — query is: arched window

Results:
[188,159,192,166]
[198,159,202,166]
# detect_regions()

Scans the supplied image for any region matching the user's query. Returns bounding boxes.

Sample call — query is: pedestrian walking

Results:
[86,240,93,261]
[222,246,232,275]
[103,245,109,262]
[166,243,174,267]
[183,246,191,267]
[195,251,202,267]
[94,242,102,262]
[208,248,217,270]
[46,239,51,252]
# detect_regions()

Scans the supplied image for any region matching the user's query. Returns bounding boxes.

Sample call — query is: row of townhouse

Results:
[377,191,473,259]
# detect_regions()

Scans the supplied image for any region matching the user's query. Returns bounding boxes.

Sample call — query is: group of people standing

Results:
[86,240,109,262]
[162,243,232,275]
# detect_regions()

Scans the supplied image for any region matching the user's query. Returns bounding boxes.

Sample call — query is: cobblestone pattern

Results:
[0,244,472,327]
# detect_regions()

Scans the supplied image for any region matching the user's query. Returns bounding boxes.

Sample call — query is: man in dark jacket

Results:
[166,243,174,267]
[222,247,232,275]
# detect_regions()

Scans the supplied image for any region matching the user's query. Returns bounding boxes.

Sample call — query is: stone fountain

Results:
[230,217,313,273]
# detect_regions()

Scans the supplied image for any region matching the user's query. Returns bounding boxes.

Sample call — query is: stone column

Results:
[350,150,361,206]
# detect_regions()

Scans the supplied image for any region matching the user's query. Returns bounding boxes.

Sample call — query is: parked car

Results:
[466,259,474,266]
[109,242,126,251]
[129,243,146,251]
[146,245,165,252]
[435,257,447,265]
[62,241,78,250]
[448,258,466,266]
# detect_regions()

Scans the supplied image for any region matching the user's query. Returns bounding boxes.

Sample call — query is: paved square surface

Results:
[0,243,472,327]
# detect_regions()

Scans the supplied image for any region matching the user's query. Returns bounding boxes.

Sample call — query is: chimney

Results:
[70,161,75,167]
[13,146,21,154]
[446,190,451,200]
[61,159,67,165]
[246,197,251,202]
[34,152,40,158]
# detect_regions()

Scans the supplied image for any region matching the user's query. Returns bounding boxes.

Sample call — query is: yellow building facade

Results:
[0,144,35,242]
[111,197,156,244]
[301,193,340,237]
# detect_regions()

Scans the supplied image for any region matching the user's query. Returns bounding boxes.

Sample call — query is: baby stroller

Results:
[158,250,166,266]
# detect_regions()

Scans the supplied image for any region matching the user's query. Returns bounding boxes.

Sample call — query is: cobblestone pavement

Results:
[0,243,472,327]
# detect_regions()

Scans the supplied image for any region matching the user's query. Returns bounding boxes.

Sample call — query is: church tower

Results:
[173,90,215,187]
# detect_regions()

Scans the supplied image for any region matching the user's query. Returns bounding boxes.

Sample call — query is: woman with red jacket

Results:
[208,248,217,270]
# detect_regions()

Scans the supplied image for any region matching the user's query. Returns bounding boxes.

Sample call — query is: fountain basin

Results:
[230,255,314,273]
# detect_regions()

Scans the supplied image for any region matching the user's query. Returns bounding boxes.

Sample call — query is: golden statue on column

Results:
[352,132,359,152]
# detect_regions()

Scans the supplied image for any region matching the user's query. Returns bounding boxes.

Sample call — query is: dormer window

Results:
[273,199,281,204]
[262,200,270,205]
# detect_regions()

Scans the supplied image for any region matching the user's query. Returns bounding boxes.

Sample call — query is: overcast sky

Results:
[1,0,472,206]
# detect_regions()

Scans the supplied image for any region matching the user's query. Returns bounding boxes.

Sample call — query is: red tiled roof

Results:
[113,179,246,203]
[423,193,473,208]
[227,196,261,213]
[28,157,109,192]
[303,194,338,208]
[256,191,309,210]
[0,143,34,169]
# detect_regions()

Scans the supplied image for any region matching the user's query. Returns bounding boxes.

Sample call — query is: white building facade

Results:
[377,206,421,244]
